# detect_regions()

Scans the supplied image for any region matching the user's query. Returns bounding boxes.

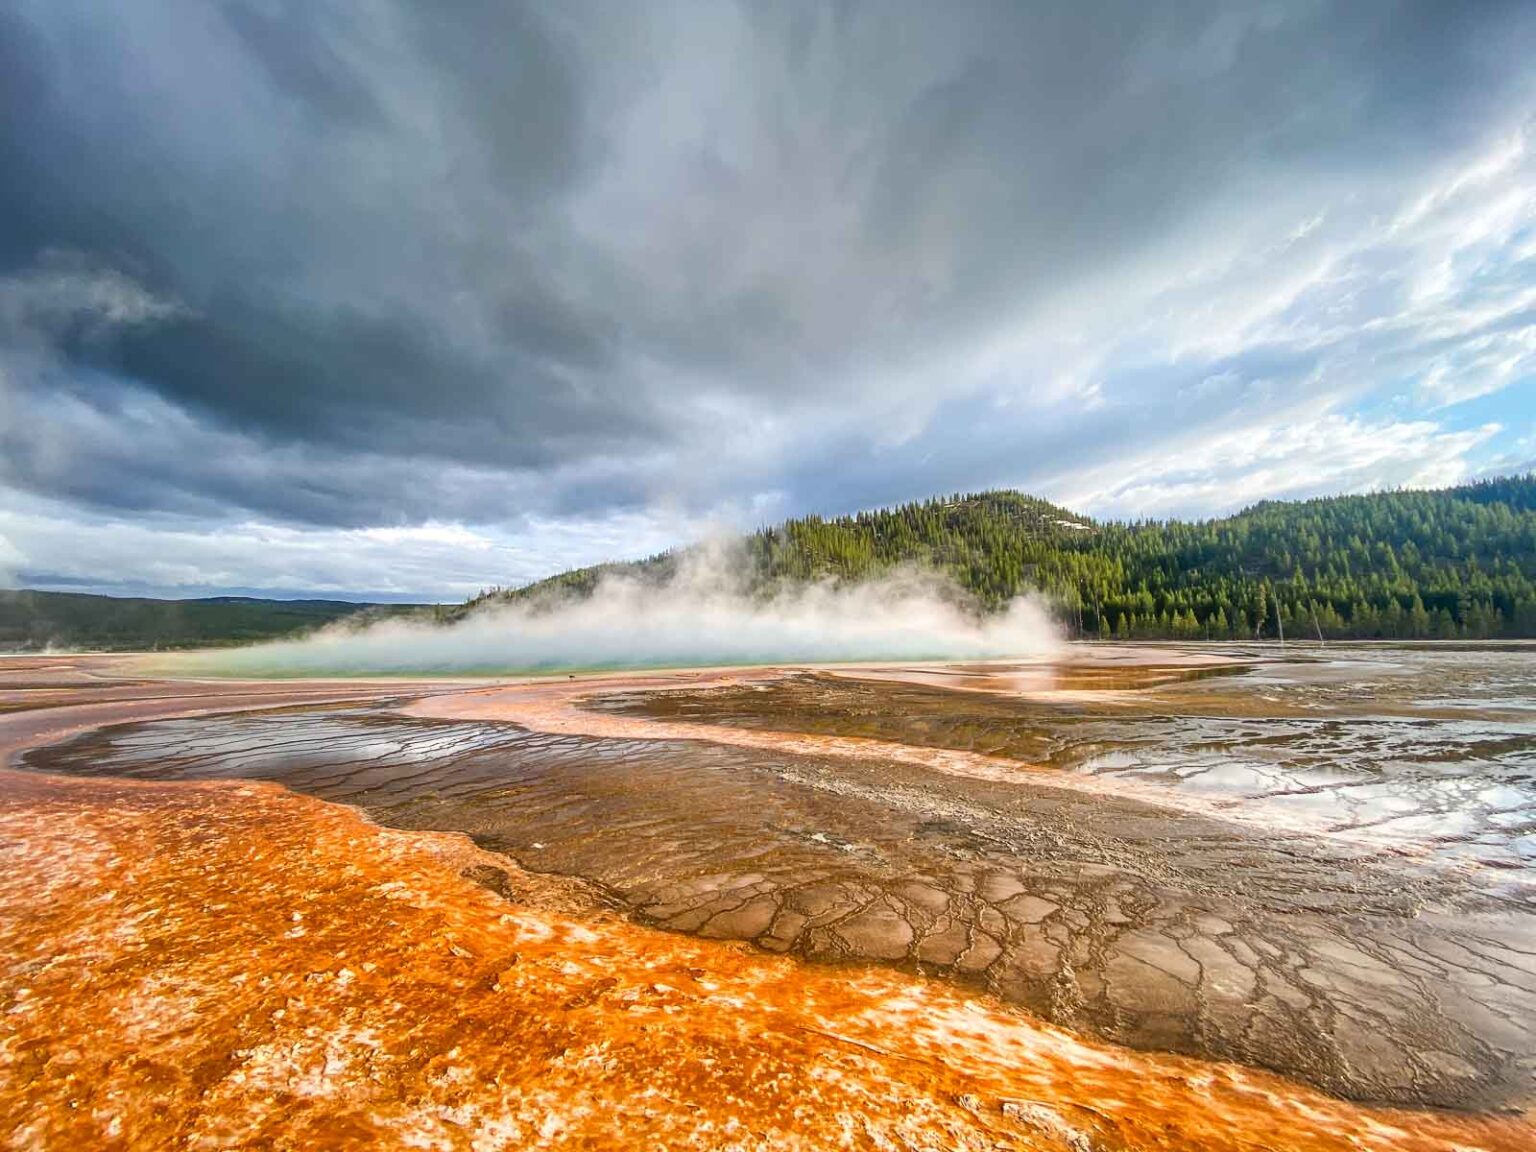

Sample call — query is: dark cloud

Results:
[219,1,386,128]
[1,0,1531,550]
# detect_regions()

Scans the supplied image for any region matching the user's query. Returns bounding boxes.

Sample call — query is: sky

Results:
[1,1,1533,601]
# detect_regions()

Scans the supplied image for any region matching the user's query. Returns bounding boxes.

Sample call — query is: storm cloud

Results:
[1,1,1532,596]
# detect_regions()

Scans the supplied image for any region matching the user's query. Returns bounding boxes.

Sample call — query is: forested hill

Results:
[0,591,427,651]
[482,476,1536,640]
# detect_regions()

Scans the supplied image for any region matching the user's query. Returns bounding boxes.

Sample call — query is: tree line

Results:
[743,475,1536,640]
[481,475,1536,640]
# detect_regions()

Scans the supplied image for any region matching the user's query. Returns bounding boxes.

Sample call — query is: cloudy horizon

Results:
[3,1,1533,600]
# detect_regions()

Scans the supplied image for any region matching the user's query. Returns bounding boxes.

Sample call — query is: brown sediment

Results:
[387,663,1536,1109]
[475,659,1535,848]
[403,668,1092,782]
[824,657,1253,697]
[2,765,1533,1151]
[394,668,1340,834]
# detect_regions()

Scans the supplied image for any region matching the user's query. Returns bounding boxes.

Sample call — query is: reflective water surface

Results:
[604,646,1536,878]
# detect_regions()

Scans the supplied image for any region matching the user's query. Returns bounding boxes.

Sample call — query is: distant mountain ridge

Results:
[475,475,1536,640]
[0,590,427,652]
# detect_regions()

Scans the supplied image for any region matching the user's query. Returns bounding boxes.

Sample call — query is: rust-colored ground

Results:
[2,765,1533,1151]
[3,654,1534,1150]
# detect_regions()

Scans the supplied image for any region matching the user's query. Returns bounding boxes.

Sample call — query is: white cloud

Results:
[0,490,709,600]
[0,251,186,344]
[1049,412,1500,520]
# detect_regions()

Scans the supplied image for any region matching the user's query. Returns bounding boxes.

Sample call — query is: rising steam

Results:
[168,547,1061,677]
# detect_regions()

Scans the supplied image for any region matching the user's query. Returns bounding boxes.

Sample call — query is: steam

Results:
[169,547,1061,677]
